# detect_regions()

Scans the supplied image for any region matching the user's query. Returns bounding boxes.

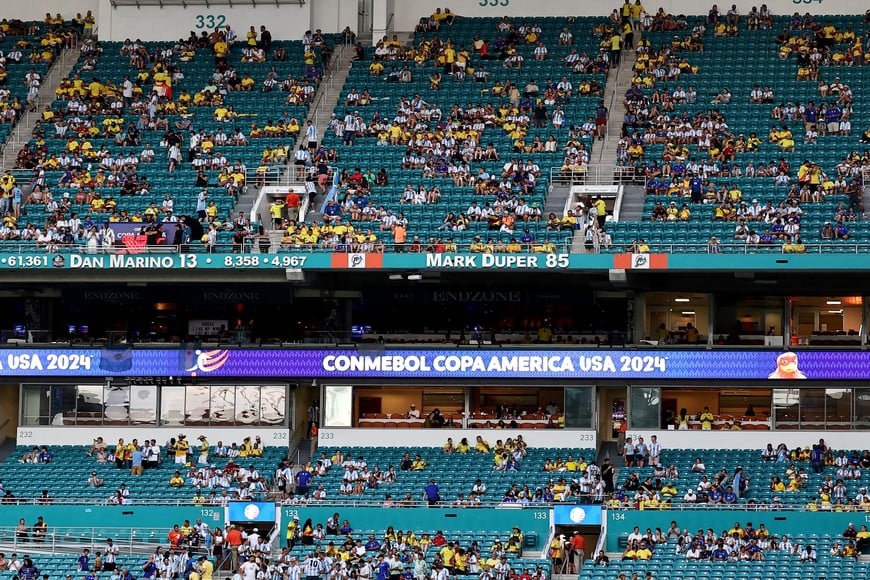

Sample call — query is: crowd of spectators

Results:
[612,435,870,511]
[614,3,870,256]
[7,15,334,252]
[7,433,268,506]
[280,512,542,580]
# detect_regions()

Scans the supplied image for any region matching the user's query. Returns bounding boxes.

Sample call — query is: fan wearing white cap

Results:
[246,527,260,549]
[407,404,421,419]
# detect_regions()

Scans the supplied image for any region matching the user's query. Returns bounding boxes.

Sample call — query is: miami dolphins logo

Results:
[186,349,231,376]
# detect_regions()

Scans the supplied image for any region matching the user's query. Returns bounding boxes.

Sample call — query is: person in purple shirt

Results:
[365,535,381,551]
[141,556,157,579]
[375,556,390,580]
[520,230,534,245]
[77,549,90,571]
[424,479,440,505]
[711,542,729,561]
[19,558,40,580]
[37,447,53,463]
[295,469,312,497]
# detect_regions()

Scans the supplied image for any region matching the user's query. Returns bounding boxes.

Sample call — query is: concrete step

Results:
[618,185,646,221]
[544,185,572,214]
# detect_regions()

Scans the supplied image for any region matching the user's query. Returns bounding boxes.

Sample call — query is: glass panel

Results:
[129,385,157,424]
[260,386,286,425]
[324,385,353,427]
[772,388,799,429]
[564,386,593,429]
[799,389,826,427]
[22,385,50,426]
[235,386,261,424]
[713,295,784,346]
[629,387,661,429]
[825,389,851,427]
[160,386,185,425]
[104,385,130,423]
[50,385,77,425]
[76,385,105,423]
[210,386,236,424]
[643,293,711,342]
[855,388,870,430]
[185,386,211,423]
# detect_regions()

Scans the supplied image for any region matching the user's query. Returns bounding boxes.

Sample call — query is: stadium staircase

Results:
[243,41,356,227]
[298,42,355,223]
[0,46,80,171]
[594,39,637,168]
[595,37,648,224]
[615,184,645,221]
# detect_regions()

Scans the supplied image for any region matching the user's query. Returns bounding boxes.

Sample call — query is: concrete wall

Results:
[606,508,862,551]
[317,427,596,448]
[1,0,865,40]
[0,504,224,529]
[17,426,291,447]
[622,429,860,451]
[279,505,551,548]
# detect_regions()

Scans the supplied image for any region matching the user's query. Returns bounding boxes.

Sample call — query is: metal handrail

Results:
[0,525,195,554]
[599,242,870,255]
[549,165,640,187]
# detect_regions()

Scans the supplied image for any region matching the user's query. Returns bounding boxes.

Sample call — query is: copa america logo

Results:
[185,349,231,376]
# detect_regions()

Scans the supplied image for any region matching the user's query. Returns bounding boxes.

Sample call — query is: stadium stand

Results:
[614,445,870,507]
[0,18,78,144]
[582,529,869,580]
[311,445,597,504]
[5,29,335,251]
[605,12,870,253]
[0,440,284,501]
[2,5,870,580]
[279,15,609,252]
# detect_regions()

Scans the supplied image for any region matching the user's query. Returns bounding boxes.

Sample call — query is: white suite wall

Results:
[388,0,870,32]
[311,0,358,38]
[318,427,597,449]
[18,425,290,447]
[0,0,100,22]
[623,429,861,451]
[0,0,865,39]
[97,3,313,42]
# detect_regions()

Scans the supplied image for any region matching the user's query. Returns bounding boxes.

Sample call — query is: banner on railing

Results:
[0,250,865,272]
[0,348,866,380]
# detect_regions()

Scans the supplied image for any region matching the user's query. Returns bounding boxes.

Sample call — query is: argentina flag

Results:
[99,345,134,372]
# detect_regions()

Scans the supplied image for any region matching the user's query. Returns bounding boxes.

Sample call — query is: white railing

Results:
[549,164,642,187]
[0,525,194,554]
[597,242,870,255]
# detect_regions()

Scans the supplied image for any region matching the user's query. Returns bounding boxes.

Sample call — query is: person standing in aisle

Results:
[305,121,318,151]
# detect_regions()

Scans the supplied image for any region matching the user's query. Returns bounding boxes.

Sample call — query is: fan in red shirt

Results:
[167,525,183,549]
[285,191,300,209]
